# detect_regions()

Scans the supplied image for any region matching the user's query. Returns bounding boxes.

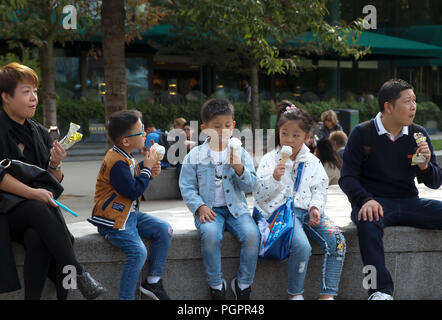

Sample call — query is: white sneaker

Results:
[368,292,394,300]
[289,294,304,300]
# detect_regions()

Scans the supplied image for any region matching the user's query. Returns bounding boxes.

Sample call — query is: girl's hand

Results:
[272,161,286,181]
[29,188,58,207]
[309,207,321,226]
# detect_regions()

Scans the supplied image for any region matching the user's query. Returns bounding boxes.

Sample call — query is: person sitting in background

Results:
[173,117,187,130]
[329,130,348,161]
[144,122,170,169]
[315,138,342,186]
[183,121,197,151]
[313,110,343,141]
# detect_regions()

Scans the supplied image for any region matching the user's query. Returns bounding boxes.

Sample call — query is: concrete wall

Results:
[2,221,442,300]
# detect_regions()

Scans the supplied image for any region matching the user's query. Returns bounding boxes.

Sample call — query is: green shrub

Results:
[32,97,441,138]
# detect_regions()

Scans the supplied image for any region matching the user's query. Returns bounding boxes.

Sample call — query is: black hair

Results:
[144,121,155,129]
[107,109,142,143]
[201,98,234,123]
[183,121,191,127]
[316,138,342,169]
[274,100,313,147]
[378,78,414,112]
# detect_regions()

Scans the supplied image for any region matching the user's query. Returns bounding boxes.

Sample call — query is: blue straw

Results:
[52,198,79,217]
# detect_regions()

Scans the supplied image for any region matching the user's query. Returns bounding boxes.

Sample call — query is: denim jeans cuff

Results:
[287,289,304,296]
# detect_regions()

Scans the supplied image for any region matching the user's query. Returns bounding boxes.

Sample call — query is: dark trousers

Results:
[351,197,442,296]
[8,200,82,300]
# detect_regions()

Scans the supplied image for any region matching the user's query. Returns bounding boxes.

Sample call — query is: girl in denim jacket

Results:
[254,101,346,300]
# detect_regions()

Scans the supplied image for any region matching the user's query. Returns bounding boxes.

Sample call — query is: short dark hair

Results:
[378,79,414,112]
[0,62,39,106]
[201,98,234,123]
[107,109,142,143]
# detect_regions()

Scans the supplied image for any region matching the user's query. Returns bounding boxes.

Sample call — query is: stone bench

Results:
[143,167,182,201]
[2,221,442,300]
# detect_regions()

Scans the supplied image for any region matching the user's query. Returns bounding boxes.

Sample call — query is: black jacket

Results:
[0,110,73,298]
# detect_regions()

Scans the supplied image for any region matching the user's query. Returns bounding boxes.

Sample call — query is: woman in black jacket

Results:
[0,62,104,300]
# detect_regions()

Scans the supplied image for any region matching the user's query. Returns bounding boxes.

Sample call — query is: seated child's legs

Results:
[302,214,346,296]
[225,213,260,287]
[135,211,173,277]
[98,212,148,300]
[194,207,227,288]
[287,215,312,296]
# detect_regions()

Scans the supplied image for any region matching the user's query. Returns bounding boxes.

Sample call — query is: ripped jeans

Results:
[287,208,346,296]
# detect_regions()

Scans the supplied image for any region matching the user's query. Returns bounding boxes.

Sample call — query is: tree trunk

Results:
[250,63,260,131]
[39,37,57,128]
[102,0,127,148]
[80,50,88,101]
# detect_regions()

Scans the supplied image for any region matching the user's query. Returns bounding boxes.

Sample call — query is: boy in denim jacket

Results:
[179,99,259,300]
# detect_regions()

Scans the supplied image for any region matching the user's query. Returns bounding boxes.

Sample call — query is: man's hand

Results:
[309,207,321,226]
[416,141,431,171]
[358,199,384,222]
[197,205,217,223]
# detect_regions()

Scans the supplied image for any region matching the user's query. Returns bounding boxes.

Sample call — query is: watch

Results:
[49,161,62,170]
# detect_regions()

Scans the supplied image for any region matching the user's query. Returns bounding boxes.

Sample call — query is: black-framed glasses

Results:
[125,124,145,138]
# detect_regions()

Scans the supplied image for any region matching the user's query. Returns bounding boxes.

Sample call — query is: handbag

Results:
[0,159,64,214]
[253,162,305,260]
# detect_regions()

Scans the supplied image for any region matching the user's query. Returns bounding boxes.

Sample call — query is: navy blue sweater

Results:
[339,120,442,208]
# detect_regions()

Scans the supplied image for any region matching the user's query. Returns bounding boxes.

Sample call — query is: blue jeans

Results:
[288,209,346,296]
[351,197,442,296]
[98,211,173,300]
[194,206,260,288]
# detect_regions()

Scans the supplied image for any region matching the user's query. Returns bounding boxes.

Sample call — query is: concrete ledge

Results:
[143,167,182,201]
[2,221,442,300]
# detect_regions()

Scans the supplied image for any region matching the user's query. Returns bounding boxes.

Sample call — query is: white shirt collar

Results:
[374,112,408,141]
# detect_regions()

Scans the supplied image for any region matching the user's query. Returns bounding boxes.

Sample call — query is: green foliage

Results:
[167,0,366,75]
[0,48,40,78]
[39,98,441,138]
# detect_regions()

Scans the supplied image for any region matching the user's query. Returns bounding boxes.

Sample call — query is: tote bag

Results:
[253,162,304,260]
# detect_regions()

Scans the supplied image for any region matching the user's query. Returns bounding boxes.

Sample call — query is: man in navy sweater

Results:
[339,79,442,300]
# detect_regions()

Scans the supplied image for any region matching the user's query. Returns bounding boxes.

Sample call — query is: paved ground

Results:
[59,159,442,232]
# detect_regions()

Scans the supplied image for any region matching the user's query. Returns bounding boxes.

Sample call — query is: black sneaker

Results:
[140,279,171,300]
[231,278,251,300]
[210,279,227,300]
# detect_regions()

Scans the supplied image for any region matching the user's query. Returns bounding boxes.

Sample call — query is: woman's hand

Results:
[49,140,66,167]
[29,188,58,207]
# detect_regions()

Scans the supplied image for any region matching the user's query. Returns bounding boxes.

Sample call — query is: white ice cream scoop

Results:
[280,145,293,163]
[228,137,242,150]
[152,143,166,161]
